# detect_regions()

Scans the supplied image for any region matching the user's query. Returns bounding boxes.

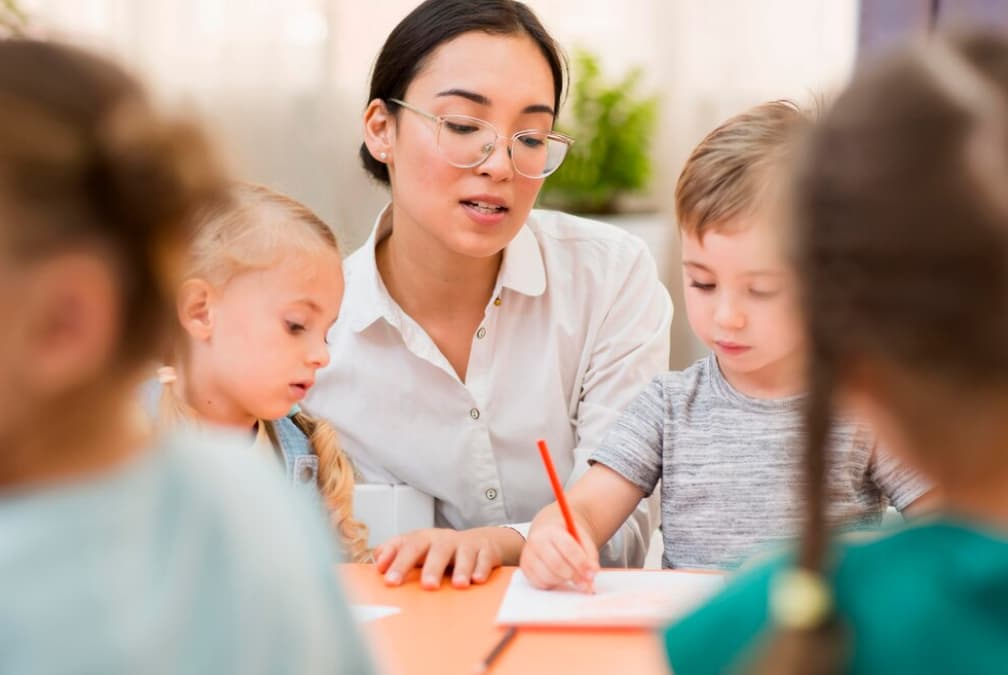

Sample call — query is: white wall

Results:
[652,0,858,364]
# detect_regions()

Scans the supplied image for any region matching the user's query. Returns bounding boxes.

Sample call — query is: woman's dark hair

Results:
[751,30,1008,675]
[359,0,567,184]
[0,39,224,372]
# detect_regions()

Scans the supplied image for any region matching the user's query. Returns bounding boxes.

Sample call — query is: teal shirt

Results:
[0,428,373,674]
[664,521,1008,675]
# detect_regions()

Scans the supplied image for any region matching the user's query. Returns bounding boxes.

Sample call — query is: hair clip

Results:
[157,366,177,385]
[769,567,832,629]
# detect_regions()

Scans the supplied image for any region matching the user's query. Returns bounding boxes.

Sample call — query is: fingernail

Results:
[423,574,436,587]
[384,570,401,584]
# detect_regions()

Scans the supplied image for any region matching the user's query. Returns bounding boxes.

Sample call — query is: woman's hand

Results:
[374,526,525,590]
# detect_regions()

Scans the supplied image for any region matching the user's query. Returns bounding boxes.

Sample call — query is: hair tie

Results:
[288,404,302,418]
[769,568,832,629]
[157,366,177,384]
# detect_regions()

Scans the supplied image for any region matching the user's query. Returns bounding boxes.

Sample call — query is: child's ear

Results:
[362,98,394,165]
[177,278,214,341]
[24,253,119,398]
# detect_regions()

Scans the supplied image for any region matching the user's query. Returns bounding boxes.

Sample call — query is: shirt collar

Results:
[344,204,546,333]
[499,212,546,297]
[344,205,398,333]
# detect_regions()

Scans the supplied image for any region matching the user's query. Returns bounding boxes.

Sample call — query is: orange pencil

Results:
[536,439,582,544]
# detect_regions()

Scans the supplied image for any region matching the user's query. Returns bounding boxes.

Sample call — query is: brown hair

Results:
[0,38,222,372]
[159,183,370,563]
[752,32,1008,675]
[675,100,812,241]
[361,0,567,184]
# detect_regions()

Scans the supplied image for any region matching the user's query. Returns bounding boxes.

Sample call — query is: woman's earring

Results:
[380,152,388,161]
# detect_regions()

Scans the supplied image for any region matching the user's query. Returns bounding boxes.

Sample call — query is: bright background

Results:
[20,0,860,365]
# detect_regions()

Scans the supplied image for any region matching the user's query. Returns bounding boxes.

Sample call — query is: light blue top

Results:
[141,381,323,503]
[0,428,373,674]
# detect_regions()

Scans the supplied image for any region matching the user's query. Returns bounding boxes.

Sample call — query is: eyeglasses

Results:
[388,98,574,179]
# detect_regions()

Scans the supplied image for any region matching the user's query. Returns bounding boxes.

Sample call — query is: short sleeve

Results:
[589,376,667,496]
[869,444,932,512]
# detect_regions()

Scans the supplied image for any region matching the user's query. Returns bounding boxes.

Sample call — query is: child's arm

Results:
[869,442,938,519]
[520,463,648,590]
[569,240,671,568]
[901,489,941,517]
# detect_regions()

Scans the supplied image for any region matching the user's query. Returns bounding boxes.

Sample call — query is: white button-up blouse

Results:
[306,207,673,567]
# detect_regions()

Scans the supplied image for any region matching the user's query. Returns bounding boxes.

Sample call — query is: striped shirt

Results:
[591,354,929,570]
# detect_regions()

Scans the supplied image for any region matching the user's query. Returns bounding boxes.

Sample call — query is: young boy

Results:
[520,101,932,589]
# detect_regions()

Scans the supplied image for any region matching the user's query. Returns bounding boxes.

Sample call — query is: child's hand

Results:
[373,526,524,590]
[520,519,599,592]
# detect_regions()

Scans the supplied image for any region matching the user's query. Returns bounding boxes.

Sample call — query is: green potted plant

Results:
[1,0,27,36]
[539,49,659,215]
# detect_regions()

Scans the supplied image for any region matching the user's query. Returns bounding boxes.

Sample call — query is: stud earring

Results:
[380,152,387,161]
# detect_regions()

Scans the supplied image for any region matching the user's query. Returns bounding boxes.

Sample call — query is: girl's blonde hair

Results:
[272,411,370,564]
[158,183,369,563]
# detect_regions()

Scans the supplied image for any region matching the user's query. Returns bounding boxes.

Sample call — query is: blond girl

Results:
[157,184,369,562]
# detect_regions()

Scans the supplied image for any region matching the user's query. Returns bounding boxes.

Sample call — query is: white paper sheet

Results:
[351,604,401,624]
[496,569,726,628]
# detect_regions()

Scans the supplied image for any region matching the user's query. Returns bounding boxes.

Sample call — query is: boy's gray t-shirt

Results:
[590,354,929,570]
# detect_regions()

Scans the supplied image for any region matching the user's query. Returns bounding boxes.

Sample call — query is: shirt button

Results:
[485,487,498,501]
[476,327,487,339]
[493,297,502,306]
[470,407,480,420]
[299,466,315,483]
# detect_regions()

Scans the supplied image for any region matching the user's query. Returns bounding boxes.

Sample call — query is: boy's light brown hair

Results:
[675,100,813,240]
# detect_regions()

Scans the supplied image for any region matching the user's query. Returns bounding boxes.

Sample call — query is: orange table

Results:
[340,564,673,675]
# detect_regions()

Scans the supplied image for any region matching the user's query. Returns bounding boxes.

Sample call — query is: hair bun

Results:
[90,96,226,293]
[0,38,228,372]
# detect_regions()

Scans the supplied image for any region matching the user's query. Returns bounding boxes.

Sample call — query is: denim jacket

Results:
[268,415,321,502]
[142,380,321,502]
